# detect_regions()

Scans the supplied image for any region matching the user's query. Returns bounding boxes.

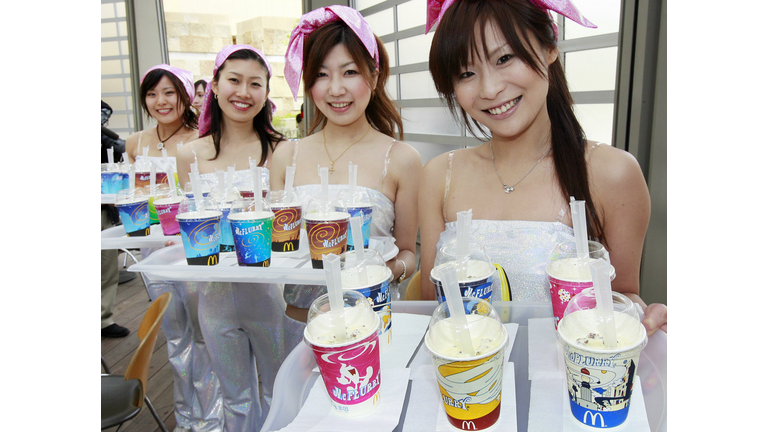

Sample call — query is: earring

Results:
[214,93,218,100]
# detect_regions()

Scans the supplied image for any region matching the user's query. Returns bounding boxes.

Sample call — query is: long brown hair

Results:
[303,20,403,140]
[140,69,198,130]
[428,0,605,244]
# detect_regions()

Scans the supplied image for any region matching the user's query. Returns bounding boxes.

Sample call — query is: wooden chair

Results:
[101,292,171,431]
[404,269,422,300]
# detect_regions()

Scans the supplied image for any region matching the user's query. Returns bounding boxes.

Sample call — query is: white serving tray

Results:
[127,233,398,285]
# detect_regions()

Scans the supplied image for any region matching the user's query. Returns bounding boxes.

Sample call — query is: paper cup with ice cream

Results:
[557,288,647,428]
[431,242,497,304]
[340,249,393,348]
[424,296,509,431]
[304,289,382,417]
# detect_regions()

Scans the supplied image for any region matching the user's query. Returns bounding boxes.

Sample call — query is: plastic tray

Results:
[101,224,175,250]
[101,194,116,204]
[128,232,398,285]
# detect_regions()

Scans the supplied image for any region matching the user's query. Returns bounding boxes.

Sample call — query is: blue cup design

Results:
[349,276,391,337]
[177,212,221,265]
[342,205,372,250]
[116,198,150,237]
[431,265,495,305]
[219,206,235,252]
[229,213,273,267]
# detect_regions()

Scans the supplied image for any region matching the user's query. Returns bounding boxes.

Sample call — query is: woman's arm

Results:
[386,142,422,284]
[418,153,450,300]
[589,144,666,334]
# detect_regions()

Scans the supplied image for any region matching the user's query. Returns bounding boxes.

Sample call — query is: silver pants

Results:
[198,282,288,432]
[147,280,223,432]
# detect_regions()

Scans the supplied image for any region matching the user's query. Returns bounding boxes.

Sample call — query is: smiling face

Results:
[310,44,376,128]
[212,58,269,123]
[453,21,557,140]
[193,83,205,112]
[144,75,184,124]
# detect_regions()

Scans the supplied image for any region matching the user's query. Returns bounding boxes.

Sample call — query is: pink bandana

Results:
[425,0,596,40]
[284,5,379,101]
[199,45,276,137]
[141,64,194,101]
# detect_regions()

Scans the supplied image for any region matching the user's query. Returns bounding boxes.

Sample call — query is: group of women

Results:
[115,1,667,431]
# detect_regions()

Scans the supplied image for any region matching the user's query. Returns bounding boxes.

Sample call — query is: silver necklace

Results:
[489,140,551,193]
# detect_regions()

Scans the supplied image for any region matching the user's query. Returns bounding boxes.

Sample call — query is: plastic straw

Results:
[190,165,204,213]
[177,142,184,152]
[107,147,114,165]
[284,166,296,196]
[226,166,235,194]
[128,165,135,193]
[323,253,347,343]
[216,170,225,199]
[350,216,368,285]
[438,265,475,355]
[589,260,618,349]
[348,164,358,203]
[570,197,589,261]
[150,163,156,195]
[319,167,329,203]
[456,209,473,280]
[167,164,178,197]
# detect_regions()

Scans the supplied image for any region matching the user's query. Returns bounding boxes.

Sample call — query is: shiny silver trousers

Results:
[198,282,289,432]
[147,279,224,432]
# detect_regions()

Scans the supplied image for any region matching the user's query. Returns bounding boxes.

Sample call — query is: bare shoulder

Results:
[271,137,297,166]
[586,141,650,214]
[177,137,212,161]
[179,127,199,143]
[586,141,646,187]
[389,140,423,169]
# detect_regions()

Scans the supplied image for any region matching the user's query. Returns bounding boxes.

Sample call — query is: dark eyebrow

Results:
[225,71,264,81]
[319,61,356,69]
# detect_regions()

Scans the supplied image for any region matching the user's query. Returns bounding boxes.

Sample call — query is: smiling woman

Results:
[124,64,199,163]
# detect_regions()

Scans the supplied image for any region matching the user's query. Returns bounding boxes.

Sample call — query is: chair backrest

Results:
[404,269,422,301]
[123,292,172,407]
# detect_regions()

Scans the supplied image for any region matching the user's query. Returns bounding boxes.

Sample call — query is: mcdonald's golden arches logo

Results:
[461,421,477,430]
[207,254,219,265]
[283,242,295,252]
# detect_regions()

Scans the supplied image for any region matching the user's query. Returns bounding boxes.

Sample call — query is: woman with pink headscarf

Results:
[177,45,287,432]
[125,64,199,163]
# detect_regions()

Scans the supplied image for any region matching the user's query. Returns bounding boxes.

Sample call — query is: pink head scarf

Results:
[141,64,195,102]
[425,0,596,40]
[198,44,276,137]
[284,5,379,101]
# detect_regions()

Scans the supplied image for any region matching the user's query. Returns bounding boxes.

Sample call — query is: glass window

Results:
[383,41,396,67]
[574,104,614,145]
[398,33,433,66]
[564,47,618,92]
[401,107,462,136]
[357,0,388,10]
[400,71,439,100]
[102,22,117,38]
[101,59,123,75]
[562,0,620,39]
[397,0,427,32]
[101,4,115,19]
[366,8,394,37]
[101,78,126,93]
[101,41,120,57]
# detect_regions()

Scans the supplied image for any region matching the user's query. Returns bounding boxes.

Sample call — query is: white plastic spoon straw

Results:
[226,166,235,199]
[350,216,368,285]
[167,164,178,197]
[570,197,589,261]
[456,209,473,280]
[319,167,329,203]
[150,163,157,195]
[190,164,204,213]
[323,253,347,343]
[589,260,618,349]
[348,163,358,203]
[128,165,135,194]
[107,147,114,165]
[284,166,296,196]
[438,265,475,356]
[217,170,225,199]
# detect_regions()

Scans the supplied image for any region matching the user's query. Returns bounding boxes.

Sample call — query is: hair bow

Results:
[284,5,379,101]
[199,44,276,137]
[425,0,596,40]
[142,64,195,101]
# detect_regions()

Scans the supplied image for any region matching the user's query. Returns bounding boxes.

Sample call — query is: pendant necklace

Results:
[489,140,551,193]
[323,126,371,174]
[156,123,185,150]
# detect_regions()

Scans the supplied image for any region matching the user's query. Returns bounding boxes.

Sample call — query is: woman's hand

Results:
[642,303,667,335]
